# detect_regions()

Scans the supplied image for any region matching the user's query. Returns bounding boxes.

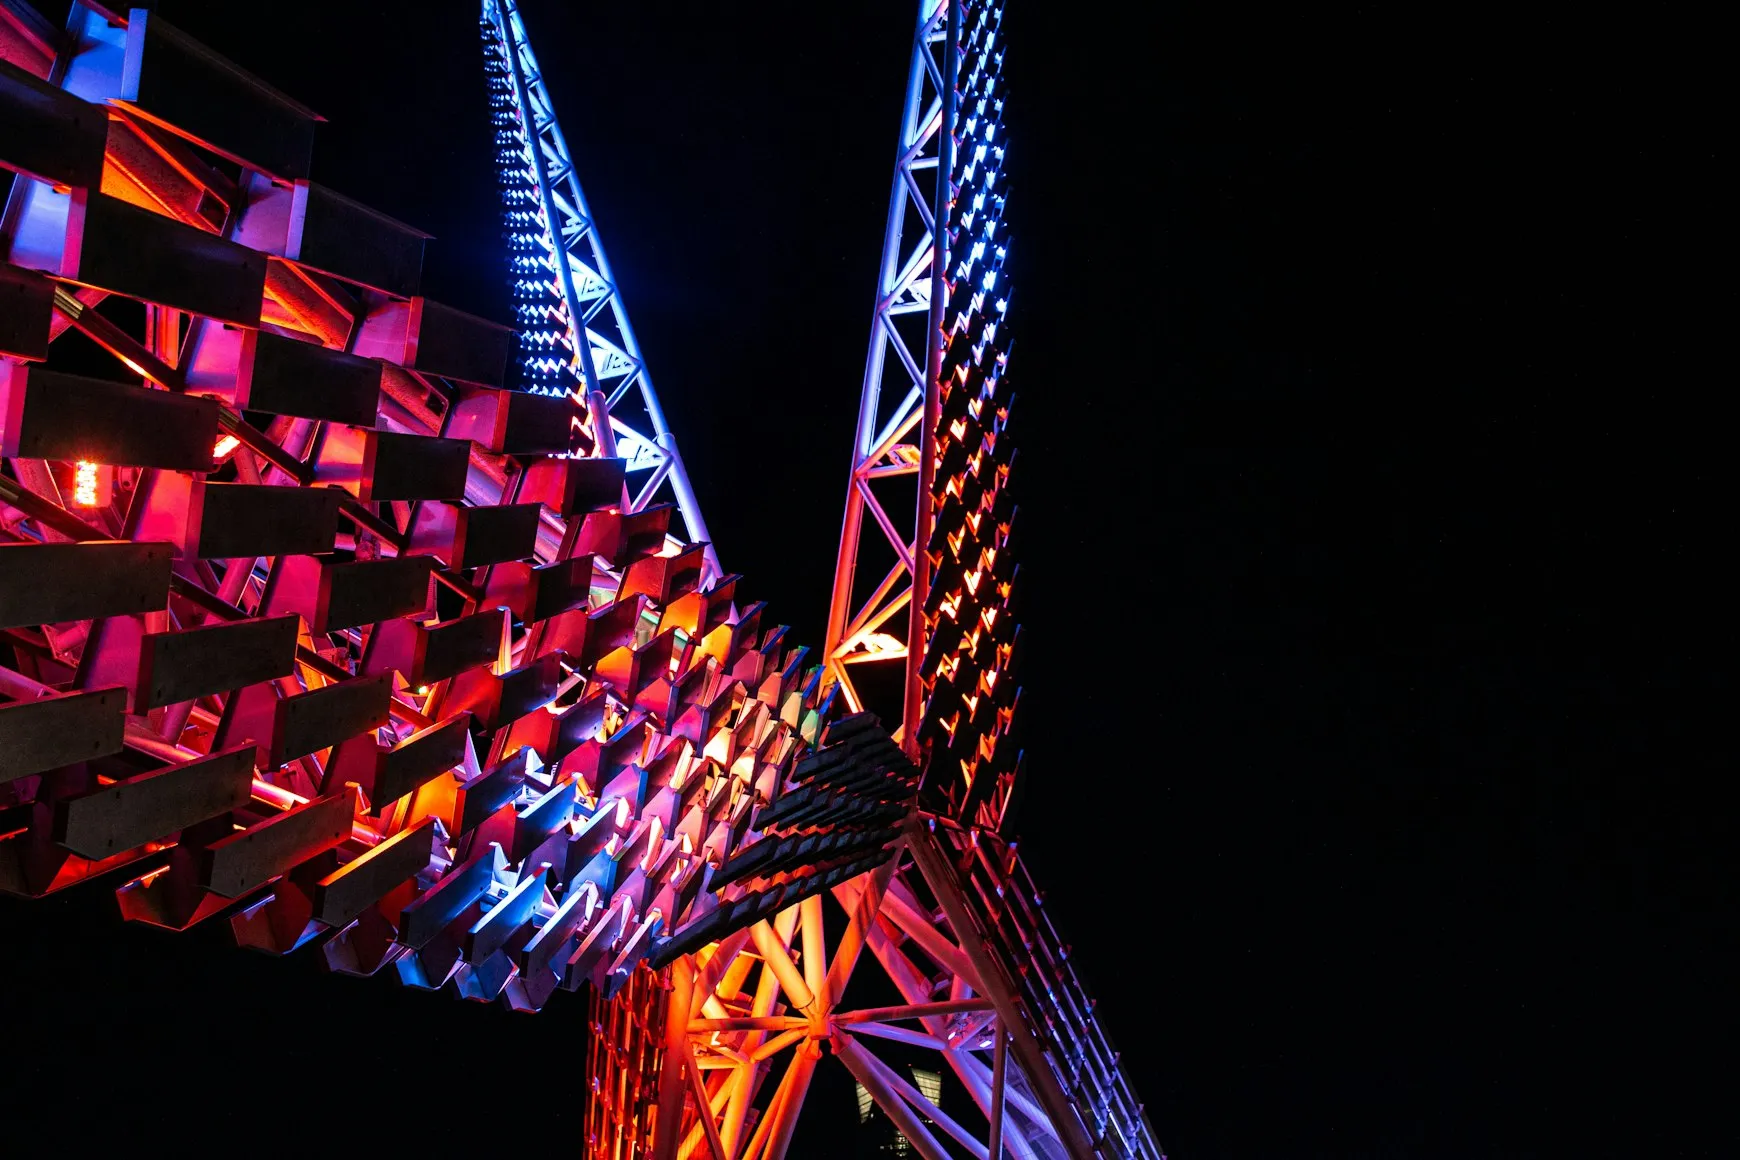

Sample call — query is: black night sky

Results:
[1,3,1725,1157]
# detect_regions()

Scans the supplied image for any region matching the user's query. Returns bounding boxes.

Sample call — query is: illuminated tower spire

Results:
[822,0,1022,832]
[480,0,719,581]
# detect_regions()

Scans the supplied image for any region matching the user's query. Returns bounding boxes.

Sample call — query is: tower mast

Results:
[480,0,719,581]
[824,0,1024,831]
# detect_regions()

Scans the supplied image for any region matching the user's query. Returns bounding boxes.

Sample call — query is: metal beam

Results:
[905,818,1098,1158]
[901,0,960,752]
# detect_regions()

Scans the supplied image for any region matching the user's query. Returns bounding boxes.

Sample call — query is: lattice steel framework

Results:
[0,3,1165,1158]
[479,0,718,583]
[802,3,1166,1156]
[823,0,957,725]
[824,0,1021,831]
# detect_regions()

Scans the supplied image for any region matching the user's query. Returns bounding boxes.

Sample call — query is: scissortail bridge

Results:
[0,2,1161,1156]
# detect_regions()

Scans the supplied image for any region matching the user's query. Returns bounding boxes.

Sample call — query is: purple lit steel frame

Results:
[0,2,1167,1157]
[824,0,958,735]
[803,1,1168,1154]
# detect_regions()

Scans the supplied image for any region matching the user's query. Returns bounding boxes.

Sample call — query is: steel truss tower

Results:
[824,0,1021,831]
[479,0,718,583]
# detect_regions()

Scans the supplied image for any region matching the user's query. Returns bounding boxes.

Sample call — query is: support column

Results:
[990,1022,1008,1159]
[683,1043,729,1160]
[763,1041,821,1160]
[652,959,696,1160]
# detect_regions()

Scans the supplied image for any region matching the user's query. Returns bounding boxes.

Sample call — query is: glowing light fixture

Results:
[72,461,100,507]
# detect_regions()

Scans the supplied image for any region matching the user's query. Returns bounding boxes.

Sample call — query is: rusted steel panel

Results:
[63,190,267,326]
[270,673,392,766]
[182,481,341,559]
[0,540,171,629]
[200,788,354,898]
[1,363,221,470]
[135,614,299,710]
[54,743,255,858]
[0,57,107,187]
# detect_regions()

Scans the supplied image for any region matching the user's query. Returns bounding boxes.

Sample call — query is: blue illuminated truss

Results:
[823,0,1015,756]
[823,0,962,709]
[480,0,718,581]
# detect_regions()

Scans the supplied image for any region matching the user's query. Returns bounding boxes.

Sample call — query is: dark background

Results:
[2,2,1727,1156]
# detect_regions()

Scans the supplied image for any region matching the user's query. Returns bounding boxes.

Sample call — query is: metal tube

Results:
[990,1023,1008,1159]
[866,385,925,466]
[652,432,720,582]
[678,1046,739,1159]
[586,390,619,459]
[739,1050,799,1160]
[835,560,911,653]
[902,0,962,754]
[951,1049,1046,1160]
[839,1020,948,1051]
[762,1043,820,1160]
[683,1044,729,1160]
[720,1061,753,1159]
[832,1032,954,1160]
[858,902,1043,1158]
[834,997,994,1025]
[678,1055,736,1159]
[688,928,754,1020]
[688,1016,804,1034]
[851,1032,992,1160]
[748,1027,807,1063]
[799,893,830,1013]
[823,0,941,663]
[491,1,716,575]
[749,920,814,1011]
[854,477,916,574]
[880,883,984,988]
[652,957,696,1160]
[905,819,1097,1157]
[823,859,897,1004]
